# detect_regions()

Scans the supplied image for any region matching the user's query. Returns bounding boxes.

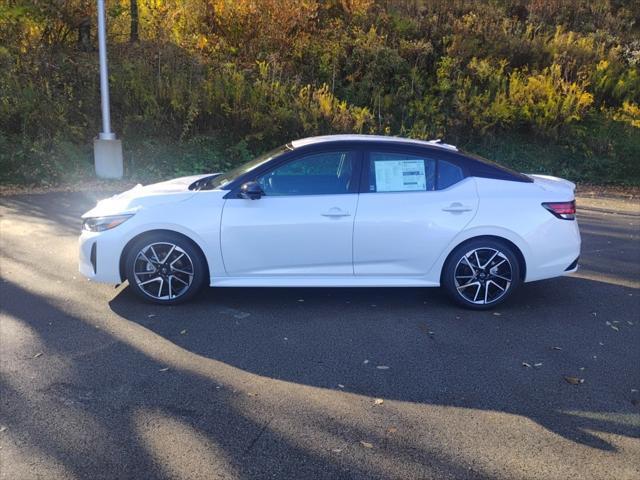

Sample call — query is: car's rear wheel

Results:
[125,232,206,304]
[442,238,521,310]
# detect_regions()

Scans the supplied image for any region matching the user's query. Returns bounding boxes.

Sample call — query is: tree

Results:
[130,0,139,42]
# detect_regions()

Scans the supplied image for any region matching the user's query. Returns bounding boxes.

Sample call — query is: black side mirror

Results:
[239,181,264,200]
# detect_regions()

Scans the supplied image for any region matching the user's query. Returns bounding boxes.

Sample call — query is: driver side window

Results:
[257,151,355,196]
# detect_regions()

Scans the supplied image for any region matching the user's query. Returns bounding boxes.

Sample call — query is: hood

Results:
[82,174,213,218]
[526,174,576,194]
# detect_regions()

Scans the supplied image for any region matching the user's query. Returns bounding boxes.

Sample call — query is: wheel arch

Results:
[439,235,527,283]
[119,229,210,283]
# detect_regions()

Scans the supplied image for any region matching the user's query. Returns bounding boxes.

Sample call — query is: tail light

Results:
[542,200,576,220]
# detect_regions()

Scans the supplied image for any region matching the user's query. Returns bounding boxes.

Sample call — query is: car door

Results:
[220,149,361,276]
[353,149,479,276]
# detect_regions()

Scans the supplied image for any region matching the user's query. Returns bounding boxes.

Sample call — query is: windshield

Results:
[205,144,292,190]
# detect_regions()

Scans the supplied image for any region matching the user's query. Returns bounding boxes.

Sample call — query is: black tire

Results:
[124,232,207,305]
[441,238,522,310]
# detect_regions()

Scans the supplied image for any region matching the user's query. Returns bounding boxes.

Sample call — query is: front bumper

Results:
[78,229,124,283]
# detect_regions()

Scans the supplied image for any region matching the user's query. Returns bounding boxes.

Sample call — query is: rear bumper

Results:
[524,219,581,282]
[564,256,579,272]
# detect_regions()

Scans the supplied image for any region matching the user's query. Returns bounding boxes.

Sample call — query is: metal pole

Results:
[97,0,115,140]
[93,0,122,179]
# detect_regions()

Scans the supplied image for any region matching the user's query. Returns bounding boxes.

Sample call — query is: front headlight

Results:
[82,214,134,232]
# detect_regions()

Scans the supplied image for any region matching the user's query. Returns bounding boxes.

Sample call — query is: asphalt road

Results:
[1,191,639,480]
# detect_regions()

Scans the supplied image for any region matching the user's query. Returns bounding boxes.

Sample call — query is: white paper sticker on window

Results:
[374,159,426,192]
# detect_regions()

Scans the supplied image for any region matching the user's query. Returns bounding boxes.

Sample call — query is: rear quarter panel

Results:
[427,177,580,283]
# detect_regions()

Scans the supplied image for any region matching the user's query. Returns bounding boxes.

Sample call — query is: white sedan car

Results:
[79,135,580,309]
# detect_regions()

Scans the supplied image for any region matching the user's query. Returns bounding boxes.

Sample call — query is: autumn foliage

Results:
[0,0,638,184]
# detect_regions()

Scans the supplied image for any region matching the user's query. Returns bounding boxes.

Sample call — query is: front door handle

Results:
[322,207,351,217]
[442,202,473,213]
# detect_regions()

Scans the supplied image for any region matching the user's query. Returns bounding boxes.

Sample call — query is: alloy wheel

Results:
[454,247,513,305]
[132,242,194,300]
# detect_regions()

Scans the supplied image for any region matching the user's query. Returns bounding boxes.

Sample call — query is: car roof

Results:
[290,134,458,151]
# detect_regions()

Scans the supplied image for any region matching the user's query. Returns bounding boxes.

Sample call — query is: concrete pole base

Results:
[94,138,124,179]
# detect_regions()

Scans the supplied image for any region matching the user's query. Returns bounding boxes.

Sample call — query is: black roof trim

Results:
[298,140,531,183]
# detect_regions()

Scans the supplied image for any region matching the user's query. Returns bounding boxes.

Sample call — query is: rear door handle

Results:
[322,207,351,217]
[442,203,473,213]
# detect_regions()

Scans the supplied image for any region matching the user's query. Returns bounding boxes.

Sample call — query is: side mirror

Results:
[239,181,264,200]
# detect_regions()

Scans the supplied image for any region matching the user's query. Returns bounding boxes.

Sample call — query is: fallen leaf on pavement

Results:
[158,367,170,372]
[418,324,433,336]
[373,398,384,405]
[360,441,374,448]
[33,352,43,359]
[376,365,390,370]
[563,376,584,385]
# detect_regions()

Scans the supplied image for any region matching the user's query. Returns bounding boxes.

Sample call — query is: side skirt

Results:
[209,277,440,288]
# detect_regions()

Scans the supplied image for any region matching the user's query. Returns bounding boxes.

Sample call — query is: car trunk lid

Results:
[526,174,576,196]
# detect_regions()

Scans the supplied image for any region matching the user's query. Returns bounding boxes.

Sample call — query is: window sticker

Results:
[374,159,426,192]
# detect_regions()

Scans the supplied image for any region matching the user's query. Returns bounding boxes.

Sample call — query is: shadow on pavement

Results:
[108,276,640,454]
[2,191,639,479]
[1,280,476,480]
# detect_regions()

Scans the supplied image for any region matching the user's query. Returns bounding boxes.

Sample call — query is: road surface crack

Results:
[242,416,274,457]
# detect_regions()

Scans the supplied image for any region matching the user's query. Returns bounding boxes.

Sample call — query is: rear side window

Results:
[437,160,464,190]
[369,152,436,192]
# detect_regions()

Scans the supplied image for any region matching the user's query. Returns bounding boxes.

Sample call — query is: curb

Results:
[577,205,640,217]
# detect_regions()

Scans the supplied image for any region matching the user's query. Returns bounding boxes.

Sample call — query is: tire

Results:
[124,232,207,305]
[442,238,522,310]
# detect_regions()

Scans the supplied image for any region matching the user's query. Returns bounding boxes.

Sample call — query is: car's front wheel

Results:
[442,238,521,310]
[124,232,207,304]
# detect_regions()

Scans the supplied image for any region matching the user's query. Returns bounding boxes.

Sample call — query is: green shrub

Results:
[0,0,638,186]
